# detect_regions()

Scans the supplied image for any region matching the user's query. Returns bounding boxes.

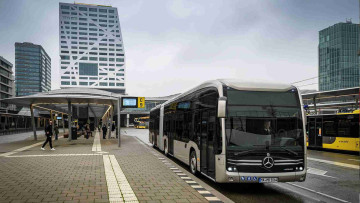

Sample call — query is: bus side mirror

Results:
[218,97,227,118]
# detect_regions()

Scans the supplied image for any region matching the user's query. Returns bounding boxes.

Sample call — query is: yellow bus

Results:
[134,116,149,129]
[306,110,359,152]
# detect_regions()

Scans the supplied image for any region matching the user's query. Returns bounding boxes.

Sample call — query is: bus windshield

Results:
[225,88,304,154]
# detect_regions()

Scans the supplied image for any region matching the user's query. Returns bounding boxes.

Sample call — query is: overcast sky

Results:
[0,0,358,96]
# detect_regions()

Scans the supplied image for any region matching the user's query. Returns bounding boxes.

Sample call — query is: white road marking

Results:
[0,142,43,157]
[308,157,359,170]
[103,155,138,203]
[307,167,337,179]
[287,183,349,203]
[198,190,211,194]
[7,154,102,158]
[92,131,102,152]
[205,196,221,201]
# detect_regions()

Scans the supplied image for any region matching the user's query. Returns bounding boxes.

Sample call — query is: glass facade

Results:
[15,42,51,96]
[59,3,126,93]
[0,56,15,110]
[319,22,359,91]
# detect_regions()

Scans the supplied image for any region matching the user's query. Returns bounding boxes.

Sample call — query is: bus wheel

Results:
[152,136,155,148]
[190,150,197,175]
[164,141,168,156]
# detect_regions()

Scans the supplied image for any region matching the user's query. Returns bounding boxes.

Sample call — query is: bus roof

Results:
[157,79,295,109]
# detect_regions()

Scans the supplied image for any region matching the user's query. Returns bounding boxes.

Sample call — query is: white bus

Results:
[149,79,307,183]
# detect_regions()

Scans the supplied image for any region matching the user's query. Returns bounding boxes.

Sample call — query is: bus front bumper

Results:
[219,170,307,183]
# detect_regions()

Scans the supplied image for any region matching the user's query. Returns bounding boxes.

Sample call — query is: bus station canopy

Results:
[301,87,359,110]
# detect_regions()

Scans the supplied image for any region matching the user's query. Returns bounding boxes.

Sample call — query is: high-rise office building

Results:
[318,21,359,91]
[15,42,51,96]
[0,56,15,111]
[59,3,126,94]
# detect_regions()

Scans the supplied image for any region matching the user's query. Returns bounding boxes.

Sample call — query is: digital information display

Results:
[56,116,62,120]
[122,97,138,108]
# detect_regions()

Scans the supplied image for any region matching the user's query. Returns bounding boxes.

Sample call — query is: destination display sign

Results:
[121,97,145,108]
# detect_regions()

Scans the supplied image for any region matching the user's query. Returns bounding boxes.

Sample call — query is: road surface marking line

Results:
[109,155,138,202]
[92,131,102,152]
[308,157,359,170]
[205,196,221,201]
[198,190,211,194]
[307,167,337,178]
[287,183,349,203]
[0,142,43,157]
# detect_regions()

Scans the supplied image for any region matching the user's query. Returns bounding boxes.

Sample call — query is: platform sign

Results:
[121,97,145,108]
[138,97,145,108]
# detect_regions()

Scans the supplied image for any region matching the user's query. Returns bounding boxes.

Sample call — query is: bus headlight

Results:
[227,166,237,172]
[299,166,303,171]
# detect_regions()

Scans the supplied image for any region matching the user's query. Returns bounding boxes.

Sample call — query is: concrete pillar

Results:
[62,113,65,133]
[126,114,130,127]
[108,105,114,139]
[30,104,37,141]
[68,101,72,141]
[50,110,54,135]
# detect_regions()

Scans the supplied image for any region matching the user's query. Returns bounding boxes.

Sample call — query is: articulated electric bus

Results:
[149,79,307,183]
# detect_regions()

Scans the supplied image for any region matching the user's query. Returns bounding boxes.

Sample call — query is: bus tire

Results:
[152,136,155,148]
[190,150,197,175]
[164,140,168,156]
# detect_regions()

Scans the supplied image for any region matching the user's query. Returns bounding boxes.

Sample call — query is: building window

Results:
[79,7,87,11]
[61,81,70,85]
[61,5,70,9]
[79,63,98,76]
[100,82,107,86]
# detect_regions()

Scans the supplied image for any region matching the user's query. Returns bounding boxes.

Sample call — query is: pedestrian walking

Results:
[102,124,107,139]
[41,120,55,150]
[54,124,59,140]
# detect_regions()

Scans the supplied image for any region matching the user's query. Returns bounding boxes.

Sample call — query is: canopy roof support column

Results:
[68,101,72,141]
[108,105,114,139]
[30,104,37,141]
[62,113,65,133]
[51,110,54,135]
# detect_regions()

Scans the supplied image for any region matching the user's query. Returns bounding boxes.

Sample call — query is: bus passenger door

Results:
[315,117,323,147]
[207,110,216,179]
[200,111,208,174]
[200,110,216,179]
[308,117,316,147]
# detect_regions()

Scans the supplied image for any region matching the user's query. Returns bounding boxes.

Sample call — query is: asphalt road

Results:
[111,128,360,202]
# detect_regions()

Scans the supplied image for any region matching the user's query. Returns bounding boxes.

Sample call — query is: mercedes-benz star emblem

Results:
[263,156,274,168]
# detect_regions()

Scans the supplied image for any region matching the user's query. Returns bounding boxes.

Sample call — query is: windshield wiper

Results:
[232,149,257,156]
[277,146,298,156]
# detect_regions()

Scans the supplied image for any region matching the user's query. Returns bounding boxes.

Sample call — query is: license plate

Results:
[259,178,278,183]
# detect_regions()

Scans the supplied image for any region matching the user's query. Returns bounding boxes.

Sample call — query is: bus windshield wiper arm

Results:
[233,149,257,156]
[278,146,298,156]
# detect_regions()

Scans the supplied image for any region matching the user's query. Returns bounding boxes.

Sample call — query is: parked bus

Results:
[306,110,359,152]
[149,79,307,183]
[134,116,150,129]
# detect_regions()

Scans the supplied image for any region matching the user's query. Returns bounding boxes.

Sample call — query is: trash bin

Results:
[71,127,77,140]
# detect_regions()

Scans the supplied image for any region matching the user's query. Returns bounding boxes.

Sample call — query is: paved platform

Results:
[0,130,228,203]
